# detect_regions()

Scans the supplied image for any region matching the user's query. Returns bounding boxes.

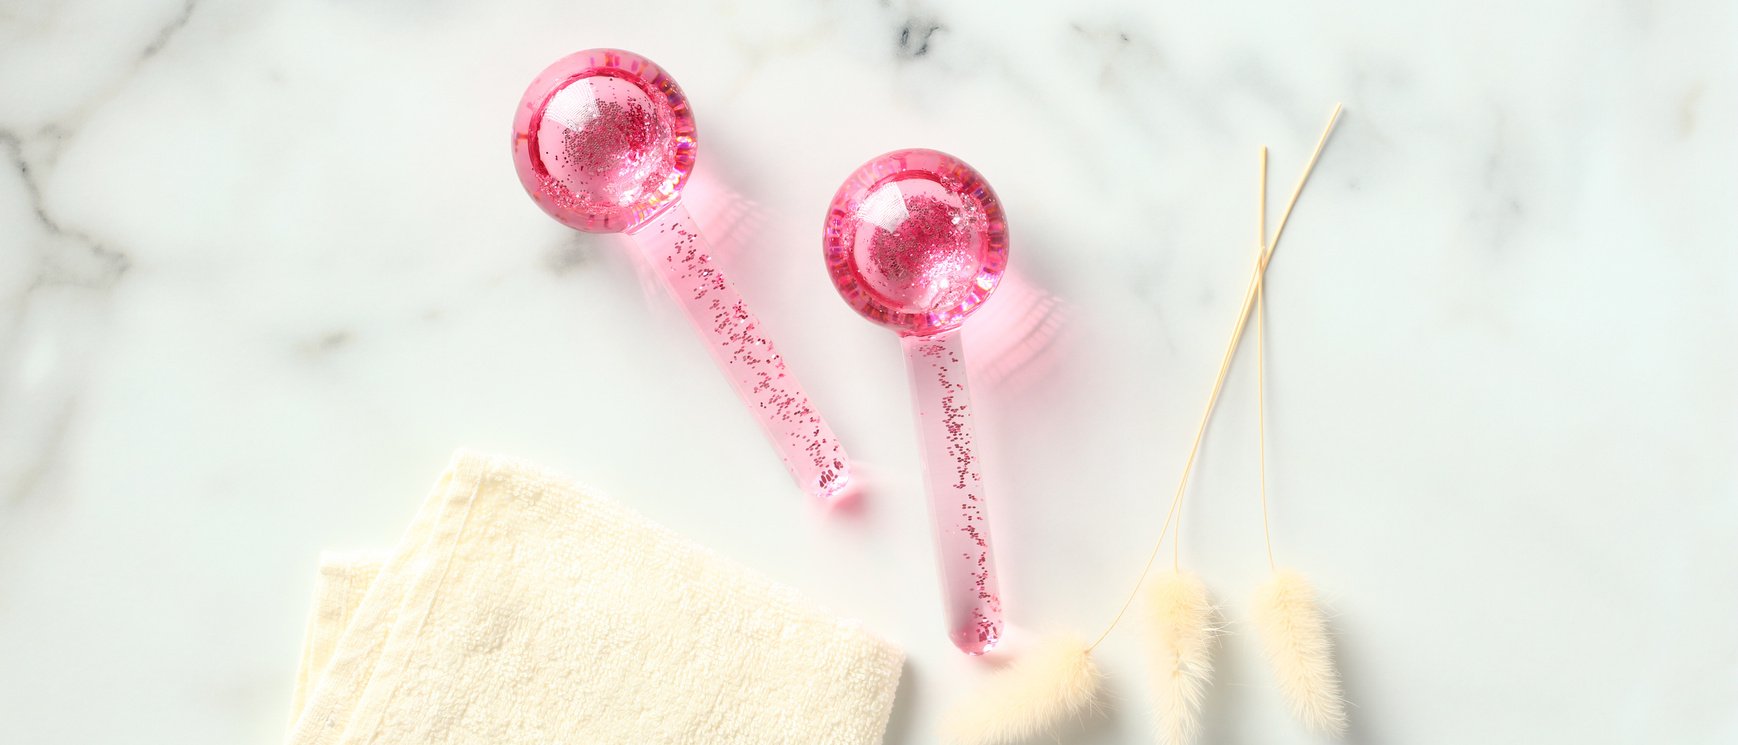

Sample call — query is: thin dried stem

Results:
[1090,104,1341,652]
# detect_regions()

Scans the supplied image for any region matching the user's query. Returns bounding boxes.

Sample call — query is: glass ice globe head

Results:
[823,148,1009,337]
[512,48,697,233]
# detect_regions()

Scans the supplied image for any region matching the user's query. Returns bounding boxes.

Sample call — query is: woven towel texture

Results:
[287,451,904,745]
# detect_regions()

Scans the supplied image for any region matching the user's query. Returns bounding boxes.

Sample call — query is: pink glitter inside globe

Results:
[824,149,1008,336]
[512,49,697,233]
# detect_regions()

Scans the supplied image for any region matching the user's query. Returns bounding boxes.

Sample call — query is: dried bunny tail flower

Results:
[1145,571,1218,745]
[941,634,1103,745]
[1253,569,1347,735]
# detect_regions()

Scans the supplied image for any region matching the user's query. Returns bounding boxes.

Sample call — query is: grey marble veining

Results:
[2,0,1735,743]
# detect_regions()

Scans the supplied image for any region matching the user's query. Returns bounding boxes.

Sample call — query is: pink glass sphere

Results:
[512,49,697,233]
[823,149,1009,337]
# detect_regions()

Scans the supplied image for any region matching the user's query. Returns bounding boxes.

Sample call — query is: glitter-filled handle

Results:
[629,203,851,499]
[901,330,1002,654]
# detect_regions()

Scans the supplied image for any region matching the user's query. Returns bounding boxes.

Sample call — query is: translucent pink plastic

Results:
[513,49,848,498]
[824,149,1008,653]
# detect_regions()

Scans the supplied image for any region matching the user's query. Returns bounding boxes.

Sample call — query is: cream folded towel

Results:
[289,549,387,720]
[288,451,904,745]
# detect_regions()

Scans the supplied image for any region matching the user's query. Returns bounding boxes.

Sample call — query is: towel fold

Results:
[289,549,387,721]
[288,451,904,745]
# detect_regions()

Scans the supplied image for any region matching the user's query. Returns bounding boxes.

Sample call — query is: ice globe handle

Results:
[628,203,850,499]
[900,330,1003,654]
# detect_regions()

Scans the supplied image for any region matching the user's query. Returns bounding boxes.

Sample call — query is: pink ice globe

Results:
[822,149,1009,338]
[511,49,697,233]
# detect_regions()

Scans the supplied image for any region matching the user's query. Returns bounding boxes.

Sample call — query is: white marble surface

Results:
[3,0,1736,743]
